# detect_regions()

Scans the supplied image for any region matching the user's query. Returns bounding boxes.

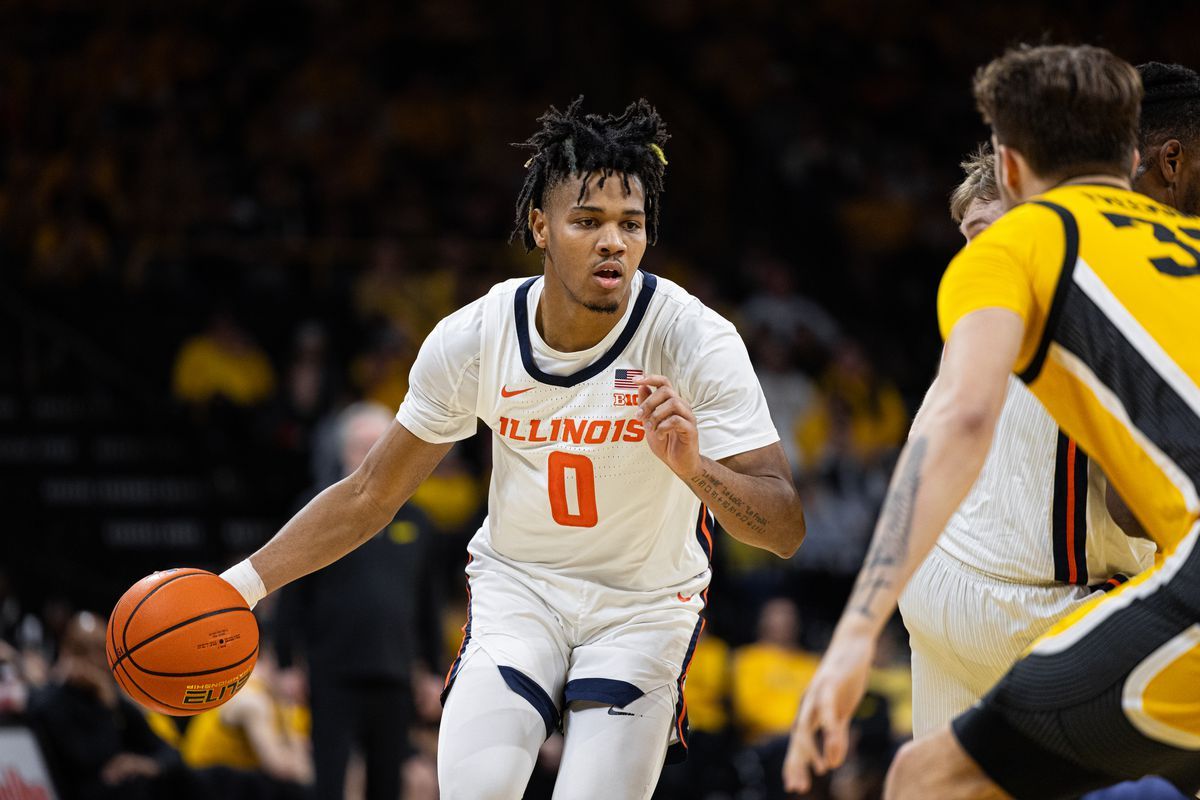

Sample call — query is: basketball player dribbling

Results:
[218,98,806,799]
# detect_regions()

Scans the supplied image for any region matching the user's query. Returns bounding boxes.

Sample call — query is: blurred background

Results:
[1,1,1197,798]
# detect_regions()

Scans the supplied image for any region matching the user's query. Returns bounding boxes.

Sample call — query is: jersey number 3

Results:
[1103,212,1200,277]
[548,451,598,527]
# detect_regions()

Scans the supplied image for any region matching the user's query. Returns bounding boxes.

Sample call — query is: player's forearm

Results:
[248,473,398,596]
[687,458,806,558]
[836,405,995,642]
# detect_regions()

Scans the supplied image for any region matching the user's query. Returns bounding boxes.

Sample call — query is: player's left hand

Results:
[635,375,702,479]
[782,633,875,795]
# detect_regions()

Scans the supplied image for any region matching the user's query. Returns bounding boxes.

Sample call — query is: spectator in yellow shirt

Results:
[732,598,821,746]
[172,310,276,409]
[181,648,312,790]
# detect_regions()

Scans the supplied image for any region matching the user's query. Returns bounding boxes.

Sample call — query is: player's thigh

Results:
[552,686,676,800]
[446,551,571,713]
[438,650,548,800]
[910,645,979,738]
[902,548,1094,709]
[567,590,703,722]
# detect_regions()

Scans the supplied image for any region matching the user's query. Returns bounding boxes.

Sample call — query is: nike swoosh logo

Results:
[607,707,635,717]
[677,592,694,602]
[500,386,534,397]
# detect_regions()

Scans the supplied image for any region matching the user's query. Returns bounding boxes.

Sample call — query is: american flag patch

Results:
[614,369,643,389]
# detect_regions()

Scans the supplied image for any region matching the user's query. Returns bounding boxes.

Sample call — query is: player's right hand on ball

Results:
[782,634,875,794]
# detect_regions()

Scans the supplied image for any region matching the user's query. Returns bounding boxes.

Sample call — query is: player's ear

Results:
[999,145,1034,197]
[1158,140,1183,184]
[994,143,1017,191]
[1130,147,1141,181]
[529,206,549,250]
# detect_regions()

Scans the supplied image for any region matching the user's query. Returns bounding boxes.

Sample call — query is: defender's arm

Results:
[783,307,1020,792]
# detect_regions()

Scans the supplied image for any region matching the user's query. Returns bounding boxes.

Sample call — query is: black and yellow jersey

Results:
[938,183,1200,554]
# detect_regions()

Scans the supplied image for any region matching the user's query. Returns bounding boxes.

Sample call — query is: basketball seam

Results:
[128,639,259,678]
[112,606,253,670]
[112,645,193,712]
[118,569,209,658]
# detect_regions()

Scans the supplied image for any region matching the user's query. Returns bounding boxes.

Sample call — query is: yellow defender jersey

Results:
[939,183,1200,554]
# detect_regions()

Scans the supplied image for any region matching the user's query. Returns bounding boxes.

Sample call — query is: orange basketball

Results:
[106,568,259,716]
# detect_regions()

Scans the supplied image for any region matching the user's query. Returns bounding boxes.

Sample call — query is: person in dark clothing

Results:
[273,401,441,800]
[28,611,192,800]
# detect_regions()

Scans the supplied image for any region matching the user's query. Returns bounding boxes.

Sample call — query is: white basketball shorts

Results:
[898,545,1104,737]
[441,535,711,761]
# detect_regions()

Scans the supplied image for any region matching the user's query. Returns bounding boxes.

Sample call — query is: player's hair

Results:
[973,44,1142,179]
[949,144,998,224]
[510,97,670,251]
[1136,62,1200,170]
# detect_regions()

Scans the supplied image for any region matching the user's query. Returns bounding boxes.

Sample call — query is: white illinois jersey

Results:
[934,376,1153,585]
[396,270,780,591]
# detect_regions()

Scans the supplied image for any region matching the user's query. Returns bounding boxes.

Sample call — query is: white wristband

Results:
[219,559,267,610]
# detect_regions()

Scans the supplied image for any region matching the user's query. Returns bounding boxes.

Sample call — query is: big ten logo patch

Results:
[183,669,252,705]
[613,392,639,407]
[388,521,417,544]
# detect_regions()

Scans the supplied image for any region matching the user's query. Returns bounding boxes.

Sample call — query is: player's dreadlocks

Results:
[1136,62,1200,165]
[510,97,670,251]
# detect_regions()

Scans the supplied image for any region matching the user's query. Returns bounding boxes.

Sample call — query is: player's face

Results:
[959,197,1005,242]
[532,171,648,314]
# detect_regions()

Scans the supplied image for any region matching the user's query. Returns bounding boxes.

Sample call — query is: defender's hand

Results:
[782,634,875,794]
[635,375,702,479]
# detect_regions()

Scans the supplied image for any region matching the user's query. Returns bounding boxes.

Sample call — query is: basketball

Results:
[106,568,259,716]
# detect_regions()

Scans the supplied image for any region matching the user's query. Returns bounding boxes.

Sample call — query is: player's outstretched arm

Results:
[635,374,805,558]
[782,307,1022,794]
[223,422,452,605]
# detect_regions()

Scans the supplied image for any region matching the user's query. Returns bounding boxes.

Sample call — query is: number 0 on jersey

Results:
[548,451,598,527]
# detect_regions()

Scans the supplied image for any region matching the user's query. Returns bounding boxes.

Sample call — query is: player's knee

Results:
[884,739,925,800]
[885,731,1002,800]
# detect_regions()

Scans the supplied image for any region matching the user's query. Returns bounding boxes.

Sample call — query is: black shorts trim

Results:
[953,695,1113,799]
[1051,432,1090,586]
[498,665,559,737]
[563,677,644,708]
[1018,200,1078,385]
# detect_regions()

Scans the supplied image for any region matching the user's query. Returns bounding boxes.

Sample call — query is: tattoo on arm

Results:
[689,470,770,536]
[849,436,929,620]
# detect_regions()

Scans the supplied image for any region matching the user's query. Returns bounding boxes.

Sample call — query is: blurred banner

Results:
[0,727,58,800]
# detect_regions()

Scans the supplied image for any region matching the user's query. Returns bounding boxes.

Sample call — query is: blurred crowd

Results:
[0,575,910,800]
[6,0,1199,798]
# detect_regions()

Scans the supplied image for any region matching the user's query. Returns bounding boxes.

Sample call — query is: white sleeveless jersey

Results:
[936,377,1153,585]
[396,271,780,591]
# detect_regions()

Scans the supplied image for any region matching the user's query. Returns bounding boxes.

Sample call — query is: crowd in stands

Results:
[7,1,1197,797]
